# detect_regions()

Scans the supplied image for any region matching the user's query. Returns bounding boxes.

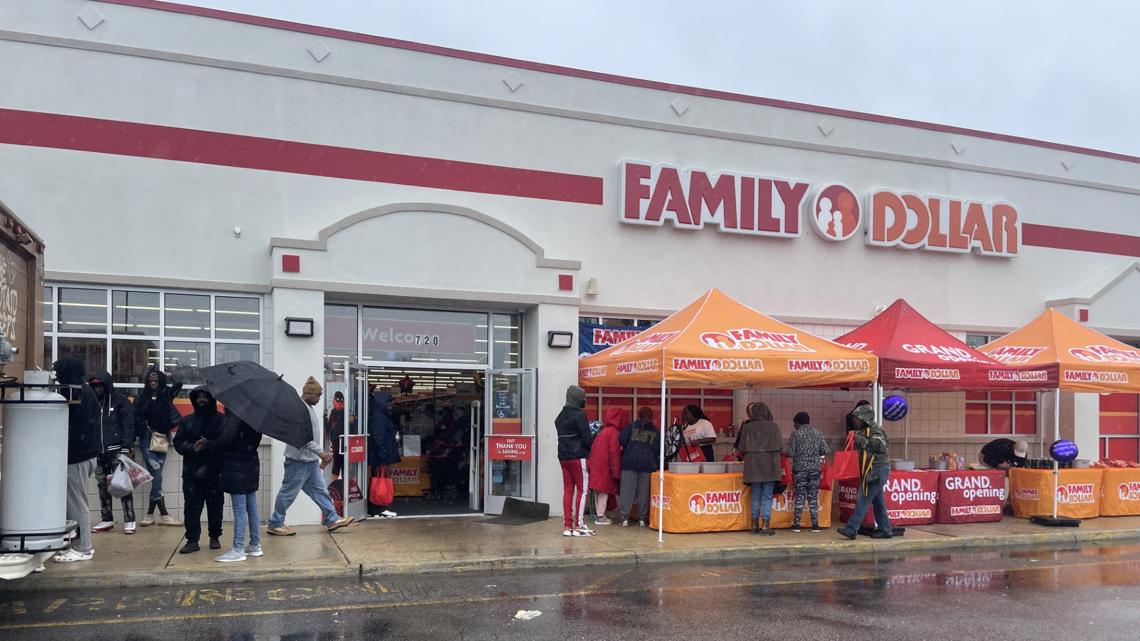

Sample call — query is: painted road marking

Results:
[3,558,1140,631]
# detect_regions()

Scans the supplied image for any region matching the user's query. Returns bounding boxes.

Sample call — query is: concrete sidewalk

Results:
[8,515,1140,592]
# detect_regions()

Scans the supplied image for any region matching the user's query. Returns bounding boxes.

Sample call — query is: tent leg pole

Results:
[1053,388,1061,520]
[658,378,666,544]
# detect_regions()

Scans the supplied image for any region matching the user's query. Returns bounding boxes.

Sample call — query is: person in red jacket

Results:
[588,407,628,526]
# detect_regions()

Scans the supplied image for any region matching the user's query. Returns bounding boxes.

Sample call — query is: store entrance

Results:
[368,366,484,516]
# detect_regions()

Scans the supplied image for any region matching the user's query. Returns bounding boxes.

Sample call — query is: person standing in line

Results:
[366,388,400,519]
[52,358,100,563]
[265,377,354,536]
[133,368,182,527]
[88,372,137,535]
[681,405,717,462]
[326,391,349,481]
[212,412,262,563]
[736,402,782,535]
[786,411,829,533]
[556,385,594,537]
[587,407,626,526]
[838,404,893,540]
[618,407,659,527]
[173,386,226,554]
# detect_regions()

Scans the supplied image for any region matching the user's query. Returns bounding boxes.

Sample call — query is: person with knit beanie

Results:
[264,376,354,538]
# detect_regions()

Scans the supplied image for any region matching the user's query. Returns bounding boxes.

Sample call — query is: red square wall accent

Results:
[282,254,300,273]
[1079,309,1089,322]
[558,274,573,291]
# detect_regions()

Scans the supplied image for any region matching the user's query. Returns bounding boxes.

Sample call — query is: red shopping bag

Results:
[369,467,394,507]
[820,461,836,490]
[780,455,793,487]
[831,432,861,481]
[679,444,707,462]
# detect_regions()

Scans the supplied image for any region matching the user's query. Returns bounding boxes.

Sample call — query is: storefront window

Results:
[214,296,260,340]
[361,307,488,365]
[57,337,106,377]
[324,304,358,383]
[164,293,211,338]
[57,287,107,334]
[112,339,159,385]
[112,290,160,336]
[165,341,210,385]
[492,314,521,369]
[215,342,259,366]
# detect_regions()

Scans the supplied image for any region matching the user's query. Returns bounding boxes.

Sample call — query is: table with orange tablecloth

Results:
[1009,467,1102,519]
[1099,468,1140,516]
[650,471,751,533]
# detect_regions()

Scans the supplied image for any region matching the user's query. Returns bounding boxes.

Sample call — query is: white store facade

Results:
[5,0,1140,525]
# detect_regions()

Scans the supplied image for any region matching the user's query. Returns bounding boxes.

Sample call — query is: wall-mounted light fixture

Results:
[585,278,599,296]
[284,317,315,337]
[547,330,573,349]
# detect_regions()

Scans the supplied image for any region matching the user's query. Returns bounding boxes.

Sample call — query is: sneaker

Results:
[32,563,45,573]
[179,541,200,554]
[266,526,296,537]
[871,529,893,540]
[245,545,264,557]
[620,519,630,527]
[327,516,354,533]
[215,548,246,563]
[572,529,595,537]
[139,516,155,527]
[837,526,857,540]
[577,525,595,534]
[380,510,397,518]
[562,528,573,537]
[159,514,182,527]
[791,527,801,533]
[53,548,94,563]
[92,521,114,533]
[209,537,222,550]
[811,527,822,533]
[638,520,648,528]
[124,522,137,535]
[595,516,612,526]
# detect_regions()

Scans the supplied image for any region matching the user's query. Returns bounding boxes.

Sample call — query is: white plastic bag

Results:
[109,459,133,498]
[118,453,153,489]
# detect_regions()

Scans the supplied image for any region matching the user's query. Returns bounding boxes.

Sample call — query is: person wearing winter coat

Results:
[132,368,182,527]
[52,358,100,563]
[173,387,226,554]
[212,412,262,562]
[838,403,893,540]
[786,411,829,533]
[736,402,782,536]
[555,385,594,537]
[367,389,400,518]
[88,372,137,535]
[588,407,627,526]
[618,407,659,527]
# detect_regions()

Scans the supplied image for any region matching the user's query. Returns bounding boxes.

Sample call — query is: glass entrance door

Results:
[340,363,370,521]
[484,369,537,515]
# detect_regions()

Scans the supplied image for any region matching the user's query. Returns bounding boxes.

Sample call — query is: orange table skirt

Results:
[1009,468,1102,519]
[1100,468,1140,516]
[649,472,832,533]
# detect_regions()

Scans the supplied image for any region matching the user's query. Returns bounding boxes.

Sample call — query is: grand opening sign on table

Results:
[577,288,879,538]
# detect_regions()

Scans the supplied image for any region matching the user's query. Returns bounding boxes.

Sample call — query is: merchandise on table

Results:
[838,470,939,526]
[935,470,1006,524]
[1008,467,1102,519]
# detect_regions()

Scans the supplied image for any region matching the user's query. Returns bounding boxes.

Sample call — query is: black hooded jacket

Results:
[173,386,226,483]
[133,368,183,436]
[54,358,101,464]
[89,371,135,456]
[213,413,261,495]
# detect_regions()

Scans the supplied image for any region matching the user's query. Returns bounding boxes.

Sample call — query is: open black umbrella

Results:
[201,361,313,449]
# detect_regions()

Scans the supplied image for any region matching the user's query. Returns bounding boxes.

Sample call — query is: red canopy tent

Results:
[835,299,1058,391]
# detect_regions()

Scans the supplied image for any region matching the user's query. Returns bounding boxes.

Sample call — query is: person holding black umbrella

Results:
[265,377,354,536]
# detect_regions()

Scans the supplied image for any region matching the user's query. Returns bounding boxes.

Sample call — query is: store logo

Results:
[1069,345,1140,364]
[579,365,608,378]
[988,369,1050,382]
[1057,483,1095,504]
[950,504,1002,517]
[619,160,1020,257]
[390,468,420,485]
[790,359,872,373]
[611,331,678,355]
[592,327,642,347]
[698,328,816,352]
[812,184,861,241]
[1064,370,1129,384]
[672,358,764,372]
[1119,482,1140,502]
[615,359,660,375]
[895,368,961,381]
[986,346,1047,365]
[1015,488,1040,501]
[652,495,671,510]
[687,491,743,515]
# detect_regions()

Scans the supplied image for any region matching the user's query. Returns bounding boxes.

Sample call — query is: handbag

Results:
[832,432,861,481]
[149,431,171,454]
[369,466,394,507]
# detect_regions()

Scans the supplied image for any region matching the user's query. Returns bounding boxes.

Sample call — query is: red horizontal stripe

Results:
[1022,224,1140,258]
[98,0,1140,165]
[0,109,603,205]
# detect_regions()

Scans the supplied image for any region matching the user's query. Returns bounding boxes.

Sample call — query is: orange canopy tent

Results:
[978,309,1140,521]
[578,288,879,389]
[577,289,879,540]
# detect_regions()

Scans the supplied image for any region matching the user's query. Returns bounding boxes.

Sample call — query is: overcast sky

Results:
[182,0,1140,157]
